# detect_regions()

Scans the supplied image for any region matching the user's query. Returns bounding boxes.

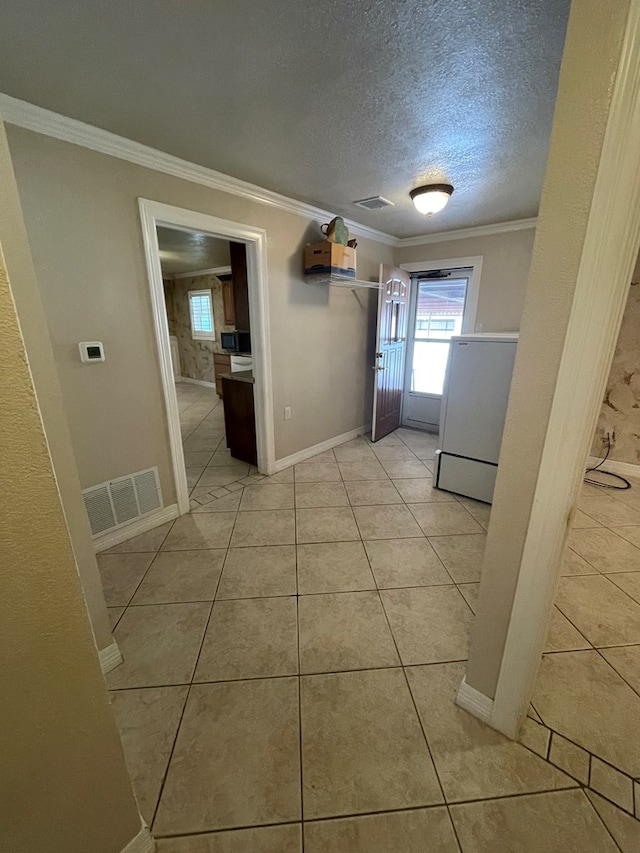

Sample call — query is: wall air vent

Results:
[353,196,395,211]
[82,467,163,536]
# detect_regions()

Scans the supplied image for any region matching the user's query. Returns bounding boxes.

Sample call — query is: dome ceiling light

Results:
[410,183,454,215]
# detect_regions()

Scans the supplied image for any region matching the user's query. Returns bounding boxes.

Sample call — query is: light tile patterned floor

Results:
[527,473,640,829]
[99,398,639,849]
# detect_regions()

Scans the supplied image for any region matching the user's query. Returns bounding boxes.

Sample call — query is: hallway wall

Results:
[0,118,113,653]
[5,125,394,501]
[0,241,141,853]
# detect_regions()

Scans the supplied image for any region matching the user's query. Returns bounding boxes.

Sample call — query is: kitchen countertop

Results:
[220,370,254,384]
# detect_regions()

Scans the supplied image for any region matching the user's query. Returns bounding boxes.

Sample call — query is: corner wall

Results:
[0,116,113,653]
[0,242,141,853]
[465,0,633,701]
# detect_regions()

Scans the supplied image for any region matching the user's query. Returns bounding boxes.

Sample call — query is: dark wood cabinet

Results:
[213,353,231,398]
[229,241,250,332]
[220,276,236,325]
[222,375,257,465]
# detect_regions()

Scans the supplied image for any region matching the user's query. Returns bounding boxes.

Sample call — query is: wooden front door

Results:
[372,264,410,441]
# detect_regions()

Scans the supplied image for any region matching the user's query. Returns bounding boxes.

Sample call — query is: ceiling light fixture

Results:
[410,183,454,215]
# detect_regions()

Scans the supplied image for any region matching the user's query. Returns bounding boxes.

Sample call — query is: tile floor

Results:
[529,472,640,827]
[98,416,640,850]
[176,382,261,498]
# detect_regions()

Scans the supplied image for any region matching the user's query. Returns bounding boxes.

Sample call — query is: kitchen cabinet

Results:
[213,352,231,398]
[230,241,250,331]
[220,276,235,325]
[222,372,257,465]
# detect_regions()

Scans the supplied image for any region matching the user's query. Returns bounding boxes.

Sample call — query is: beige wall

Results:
[0,118,113,653]
[0,244,141,852]
[591,262,640,465]
[398,228,536,332]
[466,0,631,699]
[6,126,394,497]
[168,273,236,382]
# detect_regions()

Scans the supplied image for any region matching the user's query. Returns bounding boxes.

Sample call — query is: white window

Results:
[409,276,469,396]
[188,290,215,341]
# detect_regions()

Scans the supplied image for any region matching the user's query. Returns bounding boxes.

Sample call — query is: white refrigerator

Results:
[434,333,518,503]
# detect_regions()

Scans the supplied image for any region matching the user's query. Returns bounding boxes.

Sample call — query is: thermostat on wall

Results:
[79,341,105,363]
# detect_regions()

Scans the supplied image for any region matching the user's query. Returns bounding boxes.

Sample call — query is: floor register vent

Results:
[83,467,163,536]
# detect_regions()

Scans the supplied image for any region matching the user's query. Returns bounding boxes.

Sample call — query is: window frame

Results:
[188,289,216,341]
[405,270,473,399]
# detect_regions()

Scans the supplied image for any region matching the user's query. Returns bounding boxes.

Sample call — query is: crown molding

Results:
[173,265,232,279]
[0,93,397,246]
[0,94,538,250]
[397,217,538,247]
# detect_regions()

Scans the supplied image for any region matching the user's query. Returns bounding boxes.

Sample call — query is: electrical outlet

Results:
[603,426,615,445]
[284,406,292,421]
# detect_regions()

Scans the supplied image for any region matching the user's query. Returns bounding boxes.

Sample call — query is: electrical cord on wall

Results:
[583,434,631,490]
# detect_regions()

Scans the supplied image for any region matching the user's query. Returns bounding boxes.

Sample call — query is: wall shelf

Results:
[304,273,380,290]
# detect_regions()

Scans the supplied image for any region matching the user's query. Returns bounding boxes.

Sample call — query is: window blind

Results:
[188,290,215,340]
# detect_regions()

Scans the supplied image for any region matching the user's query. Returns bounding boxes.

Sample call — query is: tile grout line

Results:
[107,660,480,692]
[150,785,592,841]
[373,563,452,812]
[582,792,626,853]
[148,478,238,832]
[293,473,305,851]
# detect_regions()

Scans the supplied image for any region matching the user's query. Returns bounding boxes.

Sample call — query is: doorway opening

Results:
[400,258,482,433]
[138,199,275,516]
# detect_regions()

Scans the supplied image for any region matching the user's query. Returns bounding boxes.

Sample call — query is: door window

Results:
[409,278,468,395]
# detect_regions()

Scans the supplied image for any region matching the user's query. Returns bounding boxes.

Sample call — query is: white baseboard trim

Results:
[99,640,123,675]
[121,821,155,853]
[455,676,494,724]
[178,376,218,390]
[269,424,370,473]
[93,504,180,553]
[587,456,640,480]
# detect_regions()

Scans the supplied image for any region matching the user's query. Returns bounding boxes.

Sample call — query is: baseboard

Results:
[179,376,217,389]
[587,456,640,480]
[456,676,494,723]
[93,504,180,553]
[121,821,155,853]
[99,640,123,675]
[270,424,370,473]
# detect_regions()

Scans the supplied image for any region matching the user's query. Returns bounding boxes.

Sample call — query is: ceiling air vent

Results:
[82,467,163,537]
[353,196,395,211]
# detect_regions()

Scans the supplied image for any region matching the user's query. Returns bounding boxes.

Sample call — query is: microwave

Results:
[220,330,251,353]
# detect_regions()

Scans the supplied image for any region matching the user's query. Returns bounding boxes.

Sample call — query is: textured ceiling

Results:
[0,0,570,238]
[157,227,230,276]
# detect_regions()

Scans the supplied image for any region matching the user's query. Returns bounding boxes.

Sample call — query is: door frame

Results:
[399,256,483,428]
[138,199,275,515]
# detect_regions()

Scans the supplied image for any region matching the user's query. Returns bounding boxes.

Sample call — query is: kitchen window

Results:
[189,289,215,341]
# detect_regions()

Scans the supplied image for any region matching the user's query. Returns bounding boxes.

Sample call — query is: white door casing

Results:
[138,199,275,515]
[400,257,482,431]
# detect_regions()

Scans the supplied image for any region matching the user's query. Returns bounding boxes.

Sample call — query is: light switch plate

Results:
[79,341,105,363]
